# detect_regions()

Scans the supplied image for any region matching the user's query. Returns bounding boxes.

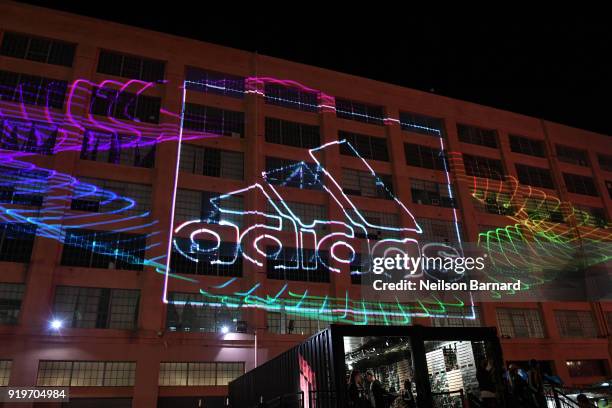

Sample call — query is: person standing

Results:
[527,359,546,407]
[366,370,386,408]
[476,359,496,407]
[577,394,594,407]
[347,369,370,408]
[398,378,416,408]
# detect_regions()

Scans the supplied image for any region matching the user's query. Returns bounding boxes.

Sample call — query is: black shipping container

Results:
[229,324,505,408]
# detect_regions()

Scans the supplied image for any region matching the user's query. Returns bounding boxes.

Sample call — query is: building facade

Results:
[0,2,611,407]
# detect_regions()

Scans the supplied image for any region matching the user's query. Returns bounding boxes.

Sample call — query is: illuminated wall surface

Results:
[1,74,611,327]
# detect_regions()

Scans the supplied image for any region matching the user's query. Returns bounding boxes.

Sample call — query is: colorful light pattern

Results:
[0,75,610,328]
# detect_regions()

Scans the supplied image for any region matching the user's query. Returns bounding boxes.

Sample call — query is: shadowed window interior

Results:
[265,83,318,112]
[53,286,140,330]
[1,31,76,67]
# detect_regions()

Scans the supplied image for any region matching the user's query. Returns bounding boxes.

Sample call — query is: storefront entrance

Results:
[341,326,505,407]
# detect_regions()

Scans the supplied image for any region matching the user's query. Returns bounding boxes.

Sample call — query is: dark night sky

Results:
[16,2,612,136]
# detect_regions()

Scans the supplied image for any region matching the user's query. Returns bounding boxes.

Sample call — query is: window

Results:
[598,154,612,172]
[515,164,555,189]
[186,363,216,386]
[166,292,242,333]
[335,98,384,125]
[265,83,318,112]
[37,361,136,386]
[185,67,244,98]
[180,144,243,180]
[170,238,241,277]
[267,309,331,335]
[265,117,320,148]
[60,229,146,271]
[457,124,498,148]
[418,218,463,247]
[411,179,456,208]
[431,306,481,328]
[183,103,244,137]
[0,70,67,109]
[175,189,243,227]
[71,178,152,216]
[97,50,164,82]
[53,286,140,330]
[0,118,58,155]
[509,135,545,157]
[404,143,448,171]
[0,283,25,325]
[342,168,393,199]
[1,32,76,67]
[399,112,445,137]
[0,165,47,206]
[566,360,609,378]
[524,198,565,223]
[556,145,589,167]
[607,181,612,199]
[0,223,36,263]
[555,310,598,338]
[266,200,327,233]
[0,360,11,385]
[574,206,608,228]
[80,130,155,168]
[472,190,513,216]
[463,154,505,180]
[158,362,243,386]
[89,87,161,124]
[361,210,401,240]
[339,131,389,161]
[496,308,545,338]
[267,247,330,282]
[265,157,324,190]
[563,173,598,196]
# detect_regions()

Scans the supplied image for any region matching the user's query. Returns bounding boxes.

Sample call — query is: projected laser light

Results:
[1,76,610,328]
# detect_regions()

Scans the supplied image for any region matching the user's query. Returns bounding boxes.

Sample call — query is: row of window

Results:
[459,127,606,172]
[261,119,611,187]
[2,32,611,172]
[404,143,604,197]
[0,354,606,390]
[0,169,607,269]
[497,308,601,339]
[0,284,612,348]
[14,360,244,387]
[2,117,603,204]
[511,136,611,172]
[475,197,608,227]
[0,32,165,82]
[0,70,67,109]
[1,120,606,207]
[2,216,458,275]
[3,283,609,343]
[429,306,607,345]
[0,75,609,202]
[89,87,161,124]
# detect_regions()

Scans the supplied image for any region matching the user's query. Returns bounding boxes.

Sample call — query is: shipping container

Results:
[229,324,506,407]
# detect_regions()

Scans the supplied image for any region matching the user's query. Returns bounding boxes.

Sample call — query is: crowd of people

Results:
[347,359,601,407]
[347,369,415,408]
